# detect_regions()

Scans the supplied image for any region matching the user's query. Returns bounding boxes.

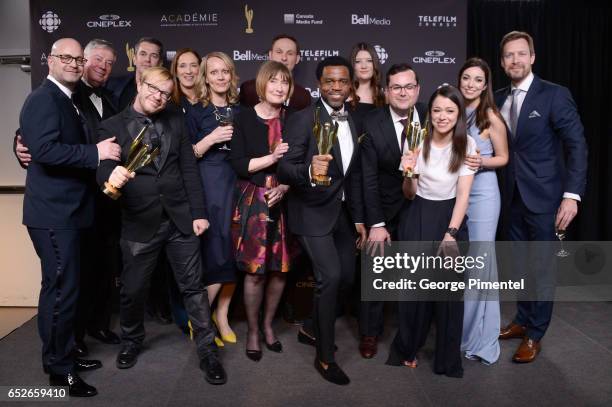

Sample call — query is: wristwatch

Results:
[446,227,458,238]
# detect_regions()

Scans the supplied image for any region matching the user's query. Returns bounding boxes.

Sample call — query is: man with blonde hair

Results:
[97,66,227,384]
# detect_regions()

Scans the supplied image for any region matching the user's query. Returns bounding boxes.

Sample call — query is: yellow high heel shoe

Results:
[189,320,224,348]
[212,311,237,344]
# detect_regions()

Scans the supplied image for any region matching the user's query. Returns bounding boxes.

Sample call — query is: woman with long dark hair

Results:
[349,42,385,107]
[457,57,508,365]
[387,85,476,378]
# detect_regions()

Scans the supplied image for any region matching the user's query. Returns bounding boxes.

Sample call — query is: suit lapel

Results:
[381,107,401,157]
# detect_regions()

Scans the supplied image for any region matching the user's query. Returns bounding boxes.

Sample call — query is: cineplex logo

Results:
[87,14,132,28]
[351,14,391,26]
[413,50,456,64]
[418,15,457,27]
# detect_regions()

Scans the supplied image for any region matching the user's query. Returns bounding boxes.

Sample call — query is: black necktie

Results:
[399,118,408,152]
[144,117,162,168]
[330,111,348,121]
[84,85,102,98]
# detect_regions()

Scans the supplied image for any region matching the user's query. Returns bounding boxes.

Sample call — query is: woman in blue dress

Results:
[187,51,240,346]
[458,58,508,365]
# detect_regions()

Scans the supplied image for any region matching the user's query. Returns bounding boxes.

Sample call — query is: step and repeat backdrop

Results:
[30,0,466,101]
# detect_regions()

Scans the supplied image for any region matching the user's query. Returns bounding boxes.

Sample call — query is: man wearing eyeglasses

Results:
[19,38,122,397]
[96,66,227,385]
[359,63,426,359]
[15,39,122,359]
[106,37,163,110]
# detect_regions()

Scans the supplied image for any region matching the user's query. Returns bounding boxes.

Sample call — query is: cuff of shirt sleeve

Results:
[371,222,385,228]
[563,192,581,202]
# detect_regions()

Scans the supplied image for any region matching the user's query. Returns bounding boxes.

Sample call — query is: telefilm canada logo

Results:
[417,15,457,28]
[87,14,132,28]
[413,50,456,64]
[283,12,324,25]
[160,12,218,27]
[300,49,339,61]
[351,14,391,26]
[39,11,61,33]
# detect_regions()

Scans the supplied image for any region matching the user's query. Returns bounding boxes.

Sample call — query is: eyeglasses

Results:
[389,84,418,94]
[50,54,87,66]
[144,81,171,101]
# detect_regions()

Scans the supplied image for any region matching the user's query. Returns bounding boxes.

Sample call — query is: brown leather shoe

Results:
[512,337,541,363]
[359,336,377,359]
[499,323,527,340]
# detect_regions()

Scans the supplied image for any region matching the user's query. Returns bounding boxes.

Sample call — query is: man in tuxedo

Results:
[358,63,426,359]
[240,34,312,110]
[16,39,122,356]
[495,31,587,363]
[96,66,226,384]
[278,57,366,385]
[72,39,122,353]
[19,37,121,396]
[106,37,163,110]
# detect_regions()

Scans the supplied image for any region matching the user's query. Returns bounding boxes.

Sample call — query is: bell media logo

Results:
[374,45,388,64]
[39,11,61,33]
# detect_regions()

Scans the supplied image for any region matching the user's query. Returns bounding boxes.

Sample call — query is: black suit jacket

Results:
[73,80,117,143]
[20,79,99,229]
[105,73,136,111]
[494,75,587,214]
[361,103,427,227]
[230,106,294,186]
[96,107,207,242]
[277,99,364,236]
[240,79,312,111]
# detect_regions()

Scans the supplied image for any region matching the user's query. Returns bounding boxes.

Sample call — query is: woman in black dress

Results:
[230,61,296,361]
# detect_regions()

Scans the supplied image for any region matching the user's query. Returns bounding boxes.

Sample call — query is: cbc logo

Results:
[39,11,61,33]
[374,45,388,64]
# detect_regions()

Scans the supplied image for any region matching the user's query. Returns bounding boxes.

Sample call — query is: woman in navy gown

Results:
[187,51,240,346]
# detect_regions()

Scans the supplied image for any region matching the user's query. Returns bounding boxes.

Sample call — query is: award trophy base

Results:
[103,181,122,200]
[312,174,331,186]
[403,167,418,179]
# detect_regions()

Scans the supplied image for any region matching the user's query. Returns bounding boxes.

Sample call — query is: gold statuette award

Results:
[312,107,339,186]
[103,123,160,200]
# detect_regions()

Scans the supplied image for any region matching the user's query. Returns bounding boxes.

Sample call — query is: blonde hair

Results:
[195,52,239,107]
[255,61,294,103]
[140,66,173,84]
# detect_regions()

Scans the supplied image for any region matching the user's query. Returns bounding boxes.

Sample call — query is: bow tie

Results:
[84,85,103,98]
[330,111,348,121]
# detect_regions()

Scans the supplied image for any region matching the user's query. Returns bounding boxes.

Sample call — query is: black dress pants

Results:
[28,228,81,375]
[119,220,216,359]
[298,206,356,363]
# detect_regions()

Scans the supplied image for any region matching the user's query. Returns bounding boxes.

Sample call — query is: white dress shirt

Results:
[82,78,103,117]
[321,99,353,174]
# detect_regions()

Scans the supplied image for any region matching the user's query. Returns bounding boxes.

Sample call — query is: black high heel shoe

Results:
[265,340,283,353]
[246,349,262,362]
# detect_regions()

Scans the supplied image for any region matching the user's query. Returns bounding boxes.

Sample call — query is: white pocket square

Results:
[528,110,541,118]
